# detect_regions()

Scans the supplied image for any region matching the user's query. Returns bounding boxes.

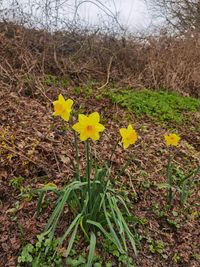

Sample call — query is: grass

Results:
[107,89,200,123]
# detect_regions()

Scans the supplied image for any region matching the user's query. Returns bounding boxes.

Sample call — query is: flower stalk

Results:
[73,131,80,181]
[86,140,91,212]
[166,148,173,206]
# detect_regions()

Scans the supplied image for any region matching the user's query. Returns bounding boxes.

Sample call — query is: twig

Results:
[97,56,113,90]
[35,79,52,103]
[52,149,62,175]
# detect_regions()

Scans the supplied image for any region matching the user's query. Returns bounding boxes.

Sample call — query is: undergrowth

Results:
[107,89,200,123]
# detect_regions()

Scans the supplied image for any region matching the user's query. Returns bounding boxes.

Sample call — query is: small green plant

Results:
[19,185,36,201]
[152,204,166,218]
[157,134,200,208]
[159,158,200,207]
[6,200,20,215]
[192,254,200,261]
[175,167,200,206]
[72,86,93,97]
[166,218,180,229]
[44,74,68,87]
[73,87,82,94]
[18,234,62,267]
[18,243,34,264]
[9,176,24,190]
[103,238,121,258]
[147,238,167,259]
[172,253,181,263]
[66,255,87,266]
[103,237,135,266]
[95,94,104,101]
[107,89,200,123]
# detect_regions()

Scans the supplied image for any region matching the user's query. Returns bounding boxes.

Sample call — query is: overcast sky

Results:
[77,0,152,31]
[1,0,154,32]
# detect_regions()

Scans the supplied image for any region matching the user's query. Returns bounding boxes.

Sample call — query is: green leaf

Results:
[113,249,120,257]
[60,213,82,244]
[64,220,79,258]
[18,243,34,263]
[103,202,124,253]
[156,183,171,189]
[111,197,137,256]
[86,220,120,250]
[66,255,86,266]
[105,262,113,267]
[87,232,97,267]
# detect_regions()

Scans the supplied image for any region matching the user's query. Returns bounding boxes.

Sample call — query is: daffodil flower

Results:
[120,124,138,149]
[53,94,73,121]
[164,133,180,147]
[72,112,105,141]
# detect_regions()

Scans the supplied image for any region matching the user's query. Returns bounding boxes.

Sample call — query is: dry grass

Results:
[1,22,200,97]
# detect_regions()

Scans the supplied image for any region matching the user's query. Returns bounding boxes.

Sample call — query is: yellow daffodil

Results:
[72,112,105,141]
[120,124,138,149]
[53,94,73,121]
[164,133,180,147]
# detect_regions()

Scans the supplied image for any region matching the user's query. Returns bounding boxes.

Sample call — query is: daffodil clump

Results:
[34,94,139,266]
[29,93,199,267]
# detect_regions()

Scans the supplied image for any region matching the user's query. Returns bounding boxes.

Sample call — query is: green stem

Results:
[86,140,91,212]
[116,158,132,180]
[167,149,173,207]
[109,138,120,165]
[117,148,134,178]
[73,131,80,181]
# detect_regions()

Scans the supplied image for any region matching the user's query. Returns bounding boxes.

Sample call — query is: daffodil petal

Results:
[119,128,126,137]
[72,122,84,133]
[89,112,100,123]
[123,140,129,149]
[90,132,100,141]
[78,114,89,123]
[127,124,133,131]
[53,100,59,106]
[58,94,65,103]
[96,123,105,132]
[53,111,59,116]
[61,111,70,121]
[80,132,88,141]
[65,99,74,109]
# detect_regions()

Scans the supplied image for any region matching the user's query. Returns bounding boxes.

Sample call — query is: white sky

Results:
[77,0,152,31]
[1,0,153,32]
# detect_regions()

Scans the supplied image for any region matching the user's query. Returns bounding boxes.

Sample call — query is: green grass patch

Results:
[107,89,200,123]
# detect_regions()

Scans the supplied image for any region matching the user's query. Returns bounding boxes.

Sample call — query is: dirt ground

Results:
[0,83,200,267]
